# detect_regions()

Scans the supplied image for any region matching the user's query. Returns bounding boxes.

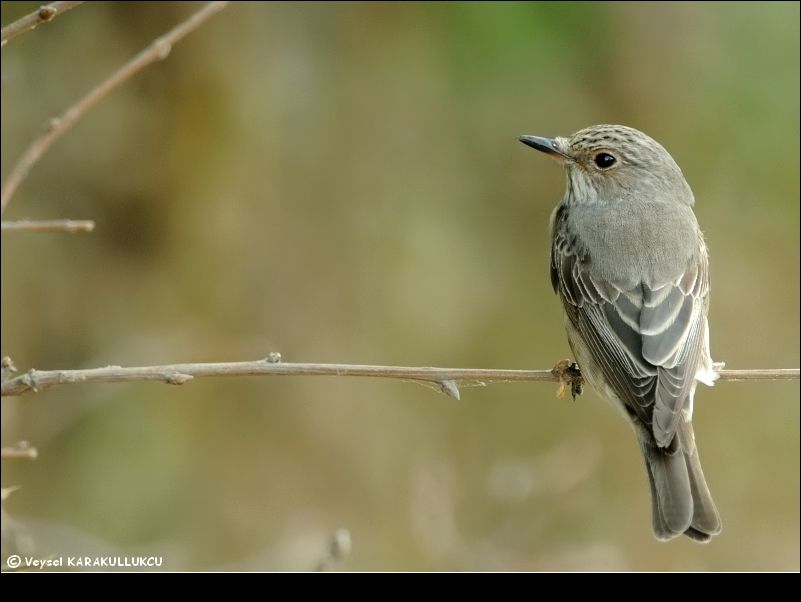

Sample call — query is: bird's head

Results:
[519,124,694,206]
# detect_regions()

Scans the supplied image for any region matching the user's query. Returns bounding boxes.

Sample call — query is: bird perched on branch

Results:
[519,125,721,542]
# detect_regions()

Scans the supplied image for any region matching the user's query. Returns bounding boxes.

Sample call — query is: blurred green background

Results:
[1,1,798,571]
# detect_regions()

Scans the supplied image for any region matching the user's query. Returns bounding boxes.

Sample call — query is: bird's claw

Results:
[551,359,584,400]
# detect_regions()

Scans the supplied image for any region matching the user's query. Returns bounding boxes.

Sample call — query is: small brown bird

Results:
[520,125,721,542]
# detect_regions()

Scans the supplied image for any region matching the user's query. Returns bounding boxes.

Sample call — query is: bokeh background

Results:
[1,1,798,571]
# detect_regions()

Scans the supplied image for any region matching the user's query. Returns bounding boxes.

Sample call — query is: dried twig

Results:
[1,1,84,47]
[714,369,801,381]
[1,442,38,461]
[1,357,797,398]
[315,528,352,572]
[1,356,17,382]
[2,219,95,233]
[0,1,229,214]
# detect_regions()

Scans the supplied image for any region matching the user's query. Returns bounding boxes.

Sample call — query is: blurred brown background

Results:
[1,1,798,571]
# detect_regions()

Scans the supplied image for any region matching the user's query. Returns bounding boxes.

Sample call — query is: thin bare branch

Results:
[715,369,800,381]
[2,219,95,233]
[315,528,352,572]
[1,1,84,47]
[1,358,797,398]
[0,1,229,214]
[1,442,38,461]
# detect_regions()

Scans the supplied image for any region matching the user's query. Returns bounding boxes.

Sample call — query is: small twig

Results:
[2,486,22,501]
[1,442,38,461]
[715,369,800,381]
[1,1,84,47]
[1,358,797,397]
[438,379,461,400]
[2,356,18,382]
[0,1,229,215]
[2,219,95,233]
[315,528,352,572]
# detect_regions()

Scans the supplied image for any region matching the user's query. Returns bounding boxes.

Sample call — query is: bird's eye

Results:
[593,152,617,169]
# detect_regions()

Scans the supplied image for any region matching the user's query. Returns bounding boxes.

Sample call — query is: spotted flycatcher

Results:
[520,125,721,542]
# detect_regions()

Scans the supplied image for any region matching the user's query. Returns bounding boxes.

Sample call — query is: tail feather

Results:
[681,421,722,537]
[639,420,721,542]
[642,452,671,539]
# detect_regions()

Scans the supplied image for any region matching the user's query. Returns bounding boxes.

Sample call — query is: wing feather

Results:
[551,204,709,447]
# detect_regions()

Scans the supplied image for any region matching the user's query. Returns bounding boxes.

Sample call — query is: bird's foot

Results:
[551,359,583,400]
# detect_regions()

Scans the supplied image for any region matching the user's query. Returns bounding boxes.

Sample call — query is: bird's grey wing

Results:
[551,206,709,447]
[637,258,709,446]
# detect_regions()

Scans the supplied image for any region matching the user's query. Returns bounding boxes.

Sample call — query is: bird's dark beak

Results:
[518,135,571,162]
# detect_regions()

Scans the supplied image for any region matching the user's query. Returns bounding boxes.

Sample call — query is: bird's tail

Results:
[639,420,721,542]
